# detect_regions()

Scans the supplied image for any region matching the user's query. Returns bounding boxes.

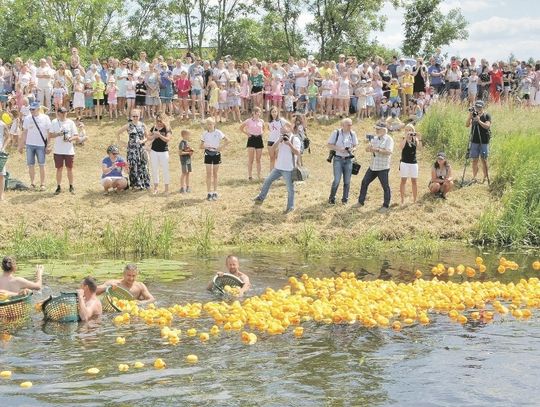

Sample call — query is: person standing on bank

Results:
[19,102,51,191]
[465,100,491,184]
[354,122,394,213]
[240,106,264,181]
[149,113,172,195]
[253,123,301,214]
[200,117,230,201]
[49,107,79,195]
[399,124,422,205]
[327,118,358,205]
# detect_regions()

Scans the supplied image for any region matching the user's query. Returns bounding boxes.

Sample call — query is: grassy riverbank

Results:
[1,103,537,258]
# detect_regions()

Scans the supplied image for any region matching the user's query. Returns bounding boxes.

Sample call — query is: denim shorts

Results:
[26,145,46,166]
[470,142,489,159]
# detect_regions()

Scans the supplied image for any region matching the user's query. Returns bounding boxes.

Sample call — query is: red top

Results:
[175,79,191,97]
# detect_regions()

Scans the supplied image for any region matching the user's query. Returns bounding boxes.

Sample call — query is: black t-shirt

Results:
[381,72,392,91]
[151,126,171,152]
[136,83,147,97]
[401,140,417,164]
[502,70,514,86]
[471,112,491,144]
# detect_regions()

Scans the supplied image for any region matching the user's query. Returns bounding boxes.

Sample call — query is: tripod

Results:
[460,126,474,187]
[460,118,491,187]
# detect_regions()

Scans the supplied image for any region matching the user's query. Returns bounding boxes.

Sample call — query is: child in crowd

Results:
[75,118,88,145]
[106,77,118,120]
[284,89,296,121]
[356,80,367,120]
[228,80,241,123]
[386,111,404,131]
[178,129,193,193]
[125,72,136,118]
[175,71,191,120]
[460,71,469,101]
[218,82,228,122]
[84,80,94,118]
[468,70,478,104]
[93,74,106,120]
[296,87,307,115]
[263,76,272,112]
[240,71,250,114]
[389,78,401,105]
[135,76,147,119]
[191,73,204,120]
[401,68,414,112]
[379,96,389,118]
[208,81,219,123]
[390,100,401,118]
[365,79,374,118]
[52,80,66,112]
[272,76,283,111]
[307,78,318,119]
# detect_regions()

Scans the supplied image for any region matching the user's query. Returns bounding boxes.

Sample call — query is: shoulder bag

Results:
[291,135,309,182]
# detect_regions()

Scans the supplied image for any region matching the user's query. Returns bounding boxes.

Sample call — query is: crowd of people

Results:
[0,47,534,208]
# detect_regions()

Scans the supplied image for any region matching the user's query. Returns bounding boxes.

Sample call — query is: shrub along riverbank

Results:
[0,103,537,259]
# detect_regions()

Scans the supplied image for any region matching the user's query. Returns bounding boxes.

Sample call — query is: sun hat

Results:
[107,145,120,155]
[29,102,40,110]
[437,152,446,159]
[374,122,387,130]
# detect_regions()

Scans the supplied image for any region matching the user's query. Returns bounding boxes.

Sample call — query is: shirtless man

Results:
[208,255,252,296]
[77,277,102,321]
[96,264,155,304]
[0,256,43,297]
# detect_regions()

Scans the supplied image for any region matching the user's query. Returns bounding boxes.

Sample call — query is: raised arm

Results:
[137,282,155,304]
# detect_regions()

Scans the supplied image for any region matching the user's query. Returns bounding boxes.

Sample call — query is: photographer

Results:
[354,122,394,213]
[253,123,301,214]
[327,118,358,205]
[48,107,79,195]
[429,152,453,199]
[399,124,422,204]
[466,100,491,184]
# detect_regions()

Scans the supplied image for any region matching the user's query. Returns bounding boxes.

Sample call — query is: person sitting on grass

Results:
[0,256,43,297]
[429,152,454,199]
[96,264,155,304]
[101,145,128,195]
[77,277,102,322]
[207,255,251,297]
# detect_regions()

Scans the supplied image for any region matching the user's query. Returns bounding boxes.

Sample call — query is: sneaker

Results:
[284,207,294,214]
[54,186,61,195]
[207,193,212,201]
[328,198,336,205]
[69,185,75,194]
[377,206,389,214]
[39,185,46,192]
[253,197,264,205]
[186,187,192,193]
[352,202,364,208]
[212,192,218,201]
[341,199,348,205]
[180,187,185,194]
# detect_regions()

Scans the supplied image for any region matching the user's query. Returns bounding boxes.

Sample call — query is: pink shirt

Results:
[245,118,263,135]
[175,78,190,97]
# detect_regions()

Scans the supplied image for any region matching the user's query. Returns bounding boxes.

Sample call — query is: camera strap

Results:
[31,115,47,147]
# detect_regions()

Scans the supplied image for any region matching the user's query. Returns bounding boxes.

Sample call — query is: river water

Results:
[1,248,539,406]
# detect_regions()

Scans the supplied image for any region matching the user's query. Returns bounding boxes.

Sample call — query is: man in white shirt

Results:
[49,107,79,194]
[19,102,51,190]
[139,51,150,74]
[35,59,54,110]
[294,60,309,95]
[172,59,185,80]
[354,122,394,213]
[254,122,301,213]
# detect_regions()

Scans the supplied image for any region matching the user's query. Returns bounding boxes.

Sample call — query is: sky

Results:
[368,0,540,62]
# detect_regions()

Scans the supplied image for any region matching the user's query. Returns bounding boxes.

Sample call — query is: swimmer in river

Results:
[207,255,252,297]
[96,263,155,304]
[0,256,43,297]
[77,277,102,321]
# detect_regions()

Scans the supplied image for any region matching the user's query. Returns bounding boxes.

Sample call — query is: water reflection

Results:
[0,248,539,406]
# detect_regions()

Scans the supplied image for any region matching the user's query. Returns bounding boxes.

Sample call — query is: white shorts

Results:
[101,176,125,186]
[399,162,419,178]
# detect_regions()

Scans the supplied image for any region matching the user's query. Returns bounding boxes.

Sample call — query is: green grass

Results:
[11,221,69,259]
[192,212,216,256]
[419,102,540,248]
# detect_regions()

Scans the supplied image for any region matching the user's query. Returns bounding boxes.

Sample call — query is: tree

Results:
[212,0,252,59]
[258,0,303,57]
[402,0,468,57]
[305,0,390,61]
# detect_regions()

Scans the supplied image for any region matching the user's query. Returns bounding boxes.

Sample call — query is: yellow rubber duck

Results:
[154,358,166,369]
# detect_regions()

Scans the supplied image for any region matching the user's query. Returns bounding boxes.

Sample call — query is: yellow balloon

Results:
[1,113,12,125]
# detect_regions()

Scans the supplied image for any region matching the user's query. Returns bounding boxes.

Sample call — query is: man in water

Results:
[96,264,155,304]
[0,256,43,297]
[208,255,252,297]
[77,277,102,321]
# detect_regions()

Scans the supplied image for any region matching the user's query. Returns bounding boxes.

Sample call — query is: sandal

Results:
[39,185,46,191]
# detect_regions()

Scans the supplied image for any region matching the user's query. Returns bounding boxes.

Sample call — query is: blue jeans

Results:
[26,144,46,166]
[358,168,391,208]
[257,168,294,210]
[330,156,352,202]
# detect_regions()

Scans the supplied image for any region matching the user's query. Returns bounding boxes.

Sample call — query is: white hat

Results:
[307,55,314,61]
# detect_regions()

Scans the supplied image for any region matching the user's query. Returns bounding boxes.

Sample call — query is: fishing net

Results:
[42,293,80,323]
[102,285,134,313]
[212,273,244,294]
[0,292,32,322]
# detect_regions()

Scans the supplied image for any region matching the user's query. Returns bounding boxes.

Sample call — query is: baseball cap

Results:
[374,122,387,130]
[474,100,485,108]
[437,152,446,159]
[107,145,120,155]
[57,107,68,113]
[29,102,40,110]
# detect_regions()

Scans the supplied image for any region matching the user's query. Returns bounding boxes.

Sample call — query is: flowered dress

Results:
[127,121,150,189]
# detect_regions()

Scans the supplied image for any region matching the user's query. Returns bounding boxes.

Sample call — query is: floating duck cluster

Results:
[2,258,539,387]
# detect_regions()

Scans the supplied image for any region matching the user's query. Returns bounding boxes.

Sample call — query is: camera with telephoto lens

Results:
[282,135,289,142]
[62,130,70,142]
[326,150,336,163]
[468,107,478,118]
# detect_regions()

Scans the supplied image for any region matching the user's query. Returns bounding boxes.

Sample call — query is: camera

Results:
[468,107,478,118]
[365,134,374,141]
[282,135,289,142]
[326,150,336,163]
[62,130,70,142]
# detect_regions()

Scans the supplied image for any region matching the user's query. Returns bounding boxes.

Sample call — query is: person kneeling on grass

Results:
[429,152,454,199]
[96,264,155,304]
[101,145,128,194]
[253,123,302,214]
[77,277,102,322]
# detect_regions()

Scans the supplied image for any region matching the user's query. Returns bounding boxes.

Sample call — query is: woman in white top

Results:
[200,117,230,201]
[336,73,351,117]
[0,118,12,201]
[320,74,334,119]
